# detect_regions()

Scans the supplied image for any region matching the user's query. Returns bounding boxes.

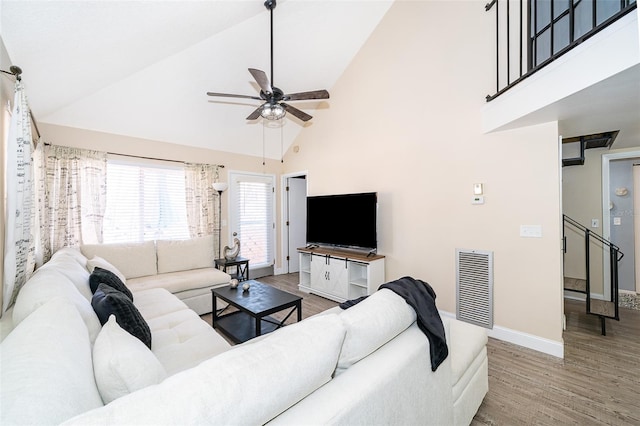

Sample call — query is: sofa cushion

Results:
[336,288,417,374]
[93,315,167,404]
[0,297,104,425]
[92,283,152,349]
[81,241,157,279]
[86,255,127,284]
[90,267,133,301]
[127,267,230,296]
[42,248,93,300]
[12,268,102,343]
[448,318,488,389]
[132,288,232,375]
[53,246,89,266]
[156,235,214,274]
[63,314,346,425]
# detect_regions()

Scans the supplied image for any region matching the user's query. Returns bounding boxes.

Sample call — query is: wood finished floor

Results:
[203,274,640,425]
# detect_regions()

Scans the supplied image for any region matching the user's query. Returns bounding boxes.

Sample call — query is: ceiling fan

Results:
[206,0,329,122]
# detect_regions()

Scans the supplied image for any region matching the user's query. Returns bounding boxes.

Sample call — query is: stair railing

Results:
[562,214,623,335]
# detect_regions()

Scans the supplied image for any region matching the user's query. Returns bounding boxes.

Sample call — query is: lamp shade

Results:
[212,182,228,192]
[260,103,286,120]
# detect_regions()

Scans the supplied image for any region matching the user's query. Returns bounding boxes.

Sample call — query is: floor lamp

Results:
[212,182,228,260]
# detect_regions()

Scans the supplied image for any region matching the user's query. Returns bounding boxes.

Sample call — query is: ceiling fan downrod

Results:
[265,0,276,88]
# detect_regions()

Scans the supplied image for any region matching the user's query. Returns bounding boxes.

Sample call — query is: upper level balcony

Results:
[482,0,639,149]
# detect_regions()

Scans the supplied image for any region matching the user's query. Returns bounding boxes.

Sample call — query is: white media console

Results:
[298,247,385,303]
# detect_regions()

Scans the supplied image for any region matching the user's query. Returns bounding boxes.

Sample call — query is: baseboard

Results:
[563,290,605,300]
[273,266,287,276]
[440,310,564,359]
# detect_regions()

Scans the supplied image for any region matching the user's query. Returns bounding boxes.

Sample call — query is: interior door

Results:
[286,176,307,273]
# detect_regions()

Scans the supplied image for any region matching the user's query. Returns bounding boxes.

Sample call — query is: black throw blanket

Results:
[380,276,449,371]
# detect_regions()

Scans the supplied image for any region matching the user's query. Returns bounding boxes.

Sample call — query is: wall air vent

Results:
[456,249,493,329]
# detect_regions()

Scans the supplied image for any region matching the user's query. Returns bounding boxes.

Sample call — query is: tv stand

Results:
[297,247,385,303]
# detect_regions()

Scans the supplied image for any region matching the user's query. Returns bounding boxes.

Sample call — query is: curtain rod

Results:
[1,65,42,139]
[42,142,224,168]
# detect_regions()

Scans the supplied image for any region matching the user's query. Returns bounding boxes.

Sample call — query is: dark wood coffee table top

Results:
[211,280,303,343]
[213,280,301,315]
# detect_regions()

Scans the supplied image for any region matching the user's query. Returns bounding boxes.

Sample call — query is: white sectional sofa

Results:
[81,235,231,314]
[0,247,489,425]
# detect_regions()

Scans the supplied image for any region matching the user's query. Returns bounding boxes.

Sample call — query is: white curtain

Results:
[45,145,107,252]
[3,82,36,313]
[33,138,51,266]
[184,163,219,246]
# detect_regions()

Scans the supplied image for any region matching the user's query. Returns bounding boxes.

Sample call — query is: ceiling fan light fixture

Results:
[260,103,286,120]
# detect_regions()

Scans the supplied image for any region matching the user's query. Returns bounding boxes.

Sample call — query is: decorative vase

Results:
[229,279,239,289]
[224,238,241,260]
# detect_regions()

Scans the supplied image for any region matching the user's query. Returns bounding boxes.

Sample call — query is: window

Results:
[229,172,275,269]
[530,0,636,68]
[103,158,189,243]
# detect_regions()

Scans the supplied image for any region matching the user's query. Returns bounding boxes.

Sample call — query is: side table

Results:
[215,256,249,281]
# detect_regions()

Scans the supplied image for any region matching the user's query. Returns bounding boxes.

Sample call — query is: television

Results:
[306,192,377,251]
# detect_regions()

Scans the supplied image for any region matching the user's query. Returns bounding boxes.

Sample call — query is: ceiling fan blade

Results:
[248,68,272,94]
[285,90,330,101]
[281,103,312,122]
[246,106,263,120]
[207,92,262,101]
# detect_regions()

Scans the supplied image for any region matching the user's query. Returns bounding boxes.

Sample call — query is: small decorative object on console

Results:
[242,282,251,292]
[224,238,241,260]
[230,279,239,289]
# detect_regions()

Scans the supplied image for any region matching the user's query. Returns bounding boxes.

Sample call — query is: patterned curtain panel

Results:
[45,145,107,252]
[184,163,219,242]
[3,82,36,313]
[33,138,51,266]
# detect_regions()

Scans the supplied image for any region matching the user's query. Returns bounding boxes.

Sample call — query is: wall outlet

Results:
[613,217,621,226]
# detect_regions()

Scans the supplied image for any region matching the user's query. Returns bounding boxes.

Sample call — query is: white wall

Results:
[283,1,564,352]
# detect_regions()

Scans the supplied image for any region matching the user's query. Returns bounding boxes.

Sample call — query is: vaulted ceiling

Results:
[1,0,393,159]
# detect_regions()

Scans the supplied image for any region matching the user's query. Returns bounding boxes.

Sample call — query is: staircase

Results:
[563,215,623,335]
[561,131,619,167]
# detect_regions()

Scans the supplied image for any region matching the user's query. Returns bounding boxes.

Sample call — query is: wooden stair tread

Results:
[589,299,616,317]
[564,277,587,293]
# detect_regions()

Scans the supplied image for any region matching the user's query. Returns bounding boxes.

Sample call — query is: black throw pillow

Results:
[90,267,133,301]
[91,283,152,349]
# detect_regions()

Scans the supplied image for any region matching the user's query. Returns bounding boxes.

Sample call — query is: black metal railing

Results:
[486,0,637,101]
[563,215,623,335]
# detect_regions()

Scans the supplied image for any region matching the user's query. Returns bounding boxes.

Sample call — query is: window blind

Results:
[231,173,274,268]
[103,159,189,243]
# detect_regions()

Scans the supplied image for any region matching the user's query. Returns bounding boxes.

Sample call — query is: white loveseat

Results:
[81,235,231,314]
[0,247,488,425]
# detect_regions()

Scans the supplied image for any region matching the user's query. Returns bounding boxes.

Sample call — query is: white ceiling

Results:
[1,0,394,159]
[2,1,637,157]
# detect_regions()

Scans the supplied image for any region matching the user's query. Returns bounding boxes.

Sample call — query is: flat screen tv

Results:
[306,192,377,251]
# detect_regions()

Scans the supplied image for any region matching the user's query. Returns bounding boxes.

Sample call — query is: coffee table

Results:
[211,280,302,344]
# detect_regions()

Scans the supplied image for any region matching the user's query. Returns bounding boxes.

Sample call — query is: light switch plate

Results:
[520,225,542,238]
[591,219,599,228]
